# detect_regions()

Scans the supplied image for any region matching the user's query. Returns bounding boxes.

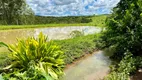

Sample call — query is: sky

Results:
[26,0,120,16]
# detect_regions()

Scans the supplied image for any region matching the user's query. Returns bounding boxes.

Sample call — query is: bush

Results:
[1,32,65,80]
[99,0,142,59]
[117,52,136,74]
[105,52,137,80]
[99,0,142,79]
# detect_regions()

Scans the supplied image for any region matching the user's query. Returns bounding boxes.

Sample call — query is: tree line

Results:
[34,16,92,24]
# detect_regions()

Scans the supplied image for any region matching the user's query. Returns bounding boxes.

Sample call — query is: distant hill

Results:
[0,14,109,27]
[34,14,108,27]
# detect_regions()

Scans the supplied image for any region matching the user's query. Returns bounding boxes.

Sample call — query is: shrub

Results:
[117,52,136,74]
[1,32,65,80]
[105,52,137,80]
[99,0,142,59]
[100,0,142,79]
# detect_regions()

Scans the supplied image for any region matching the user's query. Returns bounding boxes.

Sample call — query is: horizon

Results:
[35,13,109,17]
[26,0,120,17]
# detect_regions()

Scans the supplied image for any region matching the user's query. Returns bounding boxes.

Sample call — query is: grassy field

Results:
[0,15,107,30]
[88,15,107,27]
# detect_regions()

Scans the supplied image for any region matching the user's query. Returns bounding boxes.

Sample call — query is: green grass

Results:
[54,34,99,64]
[88,15,107,27]
[0,15,107,30]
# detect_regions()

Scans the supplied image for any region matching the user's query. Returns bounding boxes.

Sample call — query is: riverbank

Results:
[55,33,98,64]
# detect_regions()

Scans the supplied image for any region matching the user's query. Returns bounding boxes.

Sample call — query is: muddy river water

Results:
[0,26,102,44]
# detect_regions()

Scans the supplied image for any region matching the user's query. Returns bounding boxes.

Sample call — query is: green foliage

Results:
[99,0,142,59]
[100,1,142,79]
[117,52,136,74]
[105,52,136,80]
[0,0,34,25]
[105,72,129,80]
[1,32,65,80]
[0,42,8,47]
[55,34,97,64]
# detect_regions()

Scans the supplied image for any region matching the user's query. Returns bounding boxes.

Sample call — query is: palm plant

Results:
[3,32,65,80]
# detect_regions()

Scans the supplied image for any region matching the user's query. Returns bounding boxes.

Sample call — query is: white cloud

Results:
[26,0,120,16]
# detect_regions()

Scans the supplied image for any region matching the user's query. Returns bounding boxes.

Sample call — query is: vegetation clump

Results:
[0,33,65,80]
[105,52,136,80]
[100,0,142,57]
[97,0,142,79]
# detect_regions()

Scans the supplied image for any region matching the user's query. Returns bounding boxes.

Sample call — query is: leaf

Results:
[48,68,58,79]
[0,42,8,47]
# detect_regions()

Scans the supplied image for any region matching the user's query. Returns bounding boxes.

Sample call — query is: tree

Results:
[0,0,34,25]
[20,4,35,25]
[100,0,142,58]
